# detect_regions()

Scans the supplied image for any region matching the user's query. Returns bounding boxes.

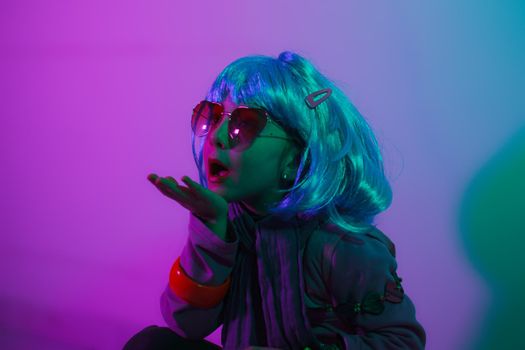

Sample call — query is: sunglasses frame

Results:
[192,100,297,149]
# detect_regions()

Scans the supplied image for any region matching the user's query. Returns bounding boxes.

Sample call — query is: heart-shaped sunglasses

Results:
[191,100,296,150]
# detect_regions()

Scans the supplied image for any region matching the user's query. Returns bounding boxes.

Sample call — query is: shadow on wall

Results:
[459,124,525,350]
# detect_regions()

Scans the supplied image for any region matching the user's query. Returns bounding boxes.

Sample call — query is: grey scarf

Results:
[220,201,325,350]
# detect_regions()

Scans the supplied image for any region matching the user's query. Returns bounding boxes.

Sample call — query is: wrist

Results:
[202,214,230,241]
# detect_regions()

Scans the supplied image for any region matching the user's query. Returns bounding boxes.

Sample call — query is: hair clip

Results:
[305,88,332,109]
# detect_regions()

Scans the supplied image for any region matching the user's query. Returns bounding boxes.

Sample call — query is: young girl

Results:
[126,51,426,349]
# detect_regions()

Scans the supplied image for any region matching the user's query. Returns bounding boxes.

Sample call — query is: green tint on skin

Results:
[202,95,300,217]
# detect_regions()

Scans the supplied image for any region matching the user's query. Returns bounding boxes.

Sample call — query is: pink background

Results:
[1,1,524,349]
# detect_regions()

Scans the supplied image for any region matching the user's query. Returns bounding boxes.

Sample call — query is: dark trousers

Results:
[123,325,222,350]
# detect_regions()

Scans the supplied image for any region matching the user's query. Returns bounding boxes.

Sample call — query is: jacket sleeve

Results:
[326,231,426,349]
[160,212,238,339]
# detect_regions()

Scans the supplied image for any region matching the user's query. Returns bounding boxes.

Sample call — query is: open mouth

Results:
[208,159,230,179]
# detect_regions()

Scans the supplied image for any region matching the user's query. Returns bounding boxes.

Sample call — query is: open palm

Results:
[147,173,228,223]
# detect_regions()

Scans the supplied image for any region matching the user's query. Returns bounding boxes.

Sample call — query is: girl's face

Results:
[202,95,299,216]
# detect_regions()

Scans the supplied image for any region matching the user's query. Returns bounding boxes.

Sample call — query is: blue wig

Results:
[191,51,392,234]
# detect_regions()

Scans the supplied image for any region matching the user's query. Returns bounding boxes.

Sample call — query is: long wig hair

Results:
[191,51,392,234]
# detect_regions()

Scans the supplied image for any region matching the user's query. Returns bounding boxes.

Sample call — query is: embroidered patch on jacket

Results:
[333,271,405,324]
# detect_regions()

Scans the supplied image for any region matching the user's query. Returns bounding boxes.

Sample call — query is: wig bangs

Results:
[206,60,270,108]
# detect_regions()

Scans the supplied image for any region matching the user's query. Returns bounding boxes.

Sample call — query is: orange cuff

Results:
[169,257,231,309]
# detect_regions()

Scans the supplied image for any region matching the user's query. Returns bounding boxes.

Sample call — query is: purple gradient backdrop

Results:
[1,1,524,349]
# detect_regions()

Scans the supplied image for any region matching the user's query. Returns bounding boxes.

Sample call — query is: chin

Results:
[207,184,234,201]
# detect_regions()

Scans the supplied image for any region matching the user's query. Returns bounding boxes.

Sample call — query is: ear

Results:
[281,145,302,176]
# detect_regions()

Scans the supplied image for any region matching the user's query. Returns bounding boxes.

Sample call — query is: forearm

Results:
[160,212,238,337]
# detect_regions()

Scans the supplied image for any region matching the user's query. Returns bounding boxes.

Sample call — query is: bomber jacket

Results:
[160,203,426,349]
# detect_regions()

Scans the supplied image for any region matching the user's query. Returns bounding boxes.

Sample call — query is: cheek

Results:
[235,152,281,184]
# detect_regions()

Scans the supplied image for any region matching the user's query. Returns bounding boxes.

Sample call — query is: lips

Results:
[207,158,230,180]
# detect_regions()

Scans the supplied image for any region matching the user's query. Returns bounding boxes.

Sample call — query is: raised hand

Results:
[147,173,229,228]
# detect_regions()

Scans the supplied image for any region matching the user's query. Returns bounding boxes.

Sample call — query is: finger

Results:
[164,176,194,195]
[163,176,181,190]
[181,176,203,192]
[157,177,195,204]
[151,175,173,193]
[157,178,201,212]
[150,174,176,194]
[181,176,210,197]
[147,173,158,184]
[157,177,180,193]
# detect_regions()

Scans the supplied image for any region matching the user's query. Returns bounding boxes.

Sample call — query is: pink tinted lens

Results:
[229,108,267,148]
[191,101,223,136]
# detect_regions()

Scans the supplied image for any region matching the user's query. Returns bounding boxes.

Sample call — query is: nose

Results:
[207,113,230,149]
